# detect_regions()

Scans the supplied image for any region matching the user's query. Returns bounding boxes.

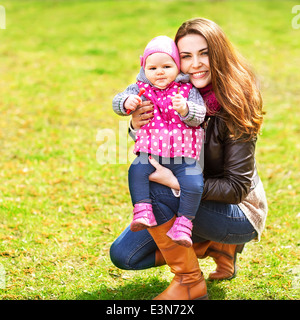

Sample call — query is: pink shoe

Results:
[166,216,193,247]
[130,203,157,232]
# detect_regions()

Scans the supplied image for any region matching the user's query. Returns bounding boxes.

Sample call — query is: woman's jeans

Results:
[129,152,203,219]
[110,182,257,270]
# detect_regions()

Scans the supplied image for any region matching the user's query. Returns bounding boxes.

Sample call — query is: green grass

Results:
[0,0,299,300]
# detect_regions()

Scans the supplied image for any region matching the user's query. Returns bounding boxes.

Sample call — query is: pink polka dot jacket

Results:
[113,68,206,160]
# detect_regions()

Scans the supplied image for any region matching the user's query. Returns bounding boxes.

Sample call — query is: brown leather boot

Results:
[154,240,212,266]
[148,216,208,300]
[206,242,245,280]
[155,241,244,280]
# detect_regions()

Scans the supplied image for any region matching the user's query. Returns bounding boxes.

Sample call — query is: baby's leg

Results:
[175,159,204,220]
[128,153,155,205]
[128,153,157,231]
[166,158,204,247]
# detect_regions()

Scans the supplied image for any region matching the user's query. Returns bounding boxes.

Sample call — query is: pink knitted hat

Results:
[140,36,180,71]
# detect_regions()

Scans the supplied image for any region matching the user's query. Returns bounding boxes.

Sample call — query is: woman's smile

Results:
[191,71,209,79]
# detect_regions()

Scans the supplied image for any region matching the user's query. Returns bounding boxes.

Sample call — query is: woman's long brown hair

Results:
[175,18,264,140]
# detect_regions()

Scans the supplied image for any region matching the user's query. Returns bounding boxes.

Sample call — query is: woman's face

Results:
[177,34,211,88]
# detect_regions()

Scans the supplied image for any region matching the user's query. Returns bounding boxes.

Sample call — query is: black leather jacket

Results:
[202,115,259,204]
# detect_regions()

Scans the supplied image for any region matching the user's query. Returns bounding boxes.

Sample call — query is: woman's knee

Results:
[109,241,130,270]
[187,182,204,196]
[150,183,179,224]
[180,173,204,196]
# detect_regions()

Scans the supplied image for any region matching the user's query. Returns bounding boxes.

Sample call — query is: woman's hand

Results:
[148,156,180,191]
[131,101,154,130]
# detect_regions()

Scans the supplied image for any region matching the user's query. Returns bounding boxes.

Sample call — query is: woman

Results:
[110,18,268,300]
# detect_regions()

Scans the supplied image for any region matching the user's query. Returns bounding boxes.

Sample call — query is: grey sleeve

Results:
[179,87,206,127]
[112,83,140,116]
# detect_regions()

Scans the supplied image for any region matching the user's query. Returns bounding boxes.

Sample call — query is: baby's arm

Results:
[112,83,140,116]
[180,87,206,127]
[171,94,189,117]
[124,95,143,113]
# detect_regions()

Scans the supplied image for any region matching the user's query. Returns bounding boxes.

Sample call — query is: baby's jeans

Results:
[128,152,203,220]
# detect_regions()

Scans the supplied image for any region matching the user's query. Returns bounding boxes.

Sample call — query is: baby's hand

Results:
[124,94,143,112]
[171,94,189,117]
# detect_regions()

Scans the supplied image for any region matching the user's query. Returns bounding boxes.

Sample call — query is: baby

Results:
[113,36,206,247]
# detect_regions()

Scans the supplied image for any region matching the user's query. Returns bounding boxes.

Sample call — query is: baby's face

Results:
[144,52,179,89]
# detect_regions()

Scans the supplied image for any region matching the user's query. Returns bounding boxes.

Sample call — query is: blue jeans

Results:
[129,152,203,220]
[110,182,257,270]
